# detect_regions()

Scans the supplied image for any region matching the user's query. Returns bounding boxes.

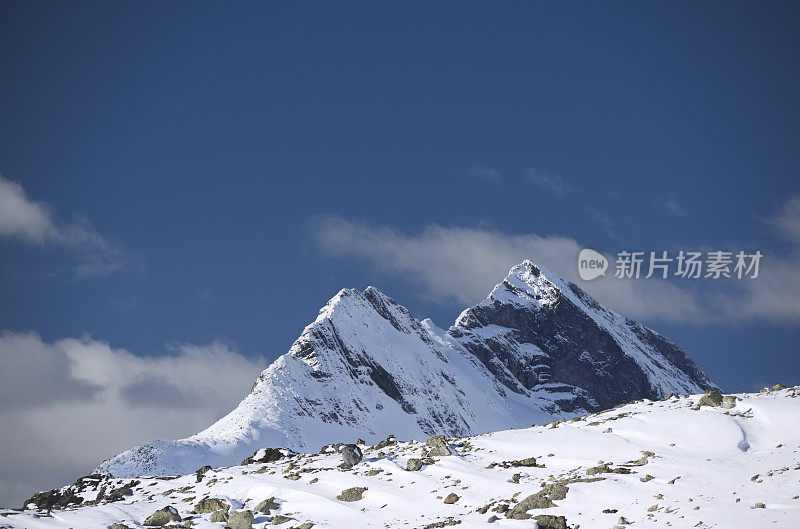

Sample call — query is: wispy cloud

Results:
[466,166,503,182]
[0,175,133,276]
[0,332,265,507]
[664,199,687,216]
[527,168,571,195]
[310,196,800,325]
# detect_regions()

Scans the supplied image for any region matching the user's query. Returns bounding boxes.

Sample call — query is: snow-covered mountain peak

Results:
[93,260,715,478]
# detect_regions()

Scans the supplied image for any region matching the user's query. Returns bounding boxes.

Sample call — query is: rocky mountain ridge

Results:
[95,260,715,478]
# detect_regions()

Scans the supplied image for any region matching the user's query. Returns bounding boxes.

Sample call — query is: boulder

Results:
[721,395,736,409]
[406,458,424,471]
[209,509,228,523]
[533,514,568,529]
[195,465,212,482]
[340,444,363,468]
[698,390,723,407]
[241,448,284,466]
[255,497,280,514]
[143,506,181,526]
[270,514,293,524]
[425,435,452,457]
[194,497,228,514]
[337,487,367,502]
[443,493,459,504]
[227,509,254,529]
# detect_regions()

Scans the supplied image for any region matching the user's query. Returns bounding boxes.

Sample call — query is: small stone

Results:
[443,493,459,504]
[753,502,766,509]
[271,514,293,524]
[487,515,498,523]
[111,524,130,529]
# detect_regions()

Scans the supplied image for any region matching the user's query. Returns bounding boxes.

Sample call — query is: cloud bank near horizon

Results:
[0,332,265,508]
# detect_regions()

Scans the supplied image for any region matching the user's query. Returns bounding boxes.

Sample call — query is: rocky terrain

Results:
[3,386,799,529]
[94,260,715,478]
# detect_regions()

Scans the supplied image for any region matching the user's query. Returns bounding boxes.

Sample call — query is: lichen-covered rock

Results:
[507,482,568,518]
[227,509,254,529]
[194,497,228,514]
[698,390,723,407]
[425,435,453,456]
[270,514,293,524]
[406,458,424,471]
[337,487,367,502]
[721,395,736,409]
[372,435,397,450]
[255,496,280,514]
[143,506,181,526]
[209,509,228,523]
[195,465,212,482]
[533,514,568,529]
[111,524,130,529]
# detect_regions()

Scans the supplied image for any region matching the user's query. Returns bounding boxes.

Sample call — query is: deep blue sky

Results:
[1,1,799,392]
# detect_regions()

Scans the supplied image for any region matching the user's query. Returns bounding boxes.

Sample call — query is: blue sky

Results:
[0,0,798,505]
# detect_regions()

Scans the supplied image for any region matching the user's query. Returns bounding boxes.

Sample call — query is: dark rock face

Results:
[450,261,715,414]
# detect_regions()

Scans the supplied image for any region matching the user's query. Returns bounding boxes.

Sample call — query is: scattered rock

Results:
[426,435,453,457]
[340,444,363,468]
[507,482,568,518]
[241,448,284,466]
[270,514,293,524]
[698,390,723,407]
[227,509,254,529]
[533,514,568,529]
[143,506,181,526]
[721,395,736,409]
[209,509,228,523]
[195,465,212,482]
[372,435,397,450]
[444,493,459,504]
[255,497,280,514]
[111,524,130,529]
[337,487,367,502]
[753,502,766,509]
[406,458,424,471]
[194,497,228,514]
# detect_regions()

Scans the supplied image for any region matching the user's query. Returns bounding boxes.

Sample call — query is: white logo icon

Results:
[578,249,608,280]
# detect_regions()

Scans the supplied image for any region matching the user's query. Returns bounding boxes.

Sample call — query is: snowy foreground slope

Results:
[5,387,799,529]
[95,260,714,478]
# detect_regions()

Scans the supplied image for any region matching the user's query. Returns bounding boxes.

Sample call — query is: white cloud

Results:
[311,201,800,326]
[527,168,571,195]
[0,174,131,276]
[310,216,706,322]
[0,332,265,507]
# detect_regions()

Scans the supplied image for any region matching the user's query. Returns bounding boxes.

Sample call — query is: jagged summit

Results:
[95,260,715,478]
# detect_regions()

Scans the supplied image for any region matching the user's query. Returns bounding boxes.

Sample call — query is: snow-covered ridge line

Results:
[94,259,715,478]
[9,387,799,528]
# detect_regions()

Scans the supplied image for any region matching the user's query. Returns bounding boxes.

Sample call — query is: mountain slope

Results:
[10,387,799,528]
[95,260,715,478]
